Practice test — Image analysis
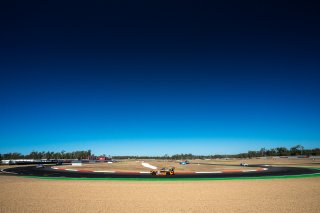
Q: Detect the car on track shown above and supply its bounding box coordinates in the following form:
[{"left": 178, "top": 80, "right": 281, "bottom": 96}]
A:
[
  {"left": 36, "top": 164, "right": 45, "bottom": 168},
  {"left": 240, "top": 163, "right": 249, "bottom": 166},
  {"left": 179, "top": 160, "right": 190, "bottom": 165},
  {"left": 150, "top": 167, "right": 175, "bottom": 176}
]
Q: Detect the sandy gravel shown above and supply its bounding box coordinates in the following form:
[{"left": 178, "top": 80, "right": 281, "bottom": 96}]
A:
[
  {"left": 1, "top": 175, "right": 319, "bottom": 213},
  {"left": 59, "top": 160, "right": 251, "bottom": 172},
  {"left": 194, "top": 158, "right": 320, "bottom": 168},
  {"left": 57, "top": 158, "right": 320, "bottom": 172}
]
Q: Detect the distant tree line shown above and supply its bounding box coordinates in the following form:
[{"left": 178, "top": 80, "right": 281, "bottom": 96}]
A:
[
  {"left": 233, "top": 145, "right": 314, "bottom": 158},
  {"left": 1, "top": 145, "right": 320, "bottom": 160},
  {"left": 0, "top": 150, "right": 92, "bottom": 160},
  {"left": 113, "top": 145, "right": 320, "bottom": 159}
]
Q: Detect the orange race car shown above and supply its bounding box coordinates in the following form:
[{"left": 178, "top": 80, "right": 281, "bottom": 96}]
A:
[{"left": 150, "top": 167, "right": 175, "bottom": 176}]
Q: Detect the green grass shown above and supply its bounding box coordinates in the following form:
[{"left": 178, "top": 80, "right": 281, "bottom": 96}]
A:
[{"left": 22, "top": 172, "right": 320, "bottom": 181}]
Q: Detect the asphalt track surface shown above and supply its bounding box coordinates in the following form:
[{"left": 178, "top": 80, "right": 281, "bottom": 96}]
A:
[{"left": 2, "top": 163, "right": 319, "bottom": 179}]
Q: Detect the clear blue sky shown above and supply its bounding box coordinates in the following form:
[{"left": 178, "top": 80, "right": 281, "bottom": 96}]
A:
[{"left": 1, "top": 1, "right": 320, "bottom": 155}]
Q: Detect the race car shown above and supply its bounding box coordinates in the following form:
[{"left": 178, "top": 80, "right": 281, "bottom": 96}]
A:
[
  {"left": 36, "top": 164, "right": 45, "bottom": 168},
  {"left": 150, "top": 167, "right": 175, "bottom": 176},
  {"left": 179, "top": 160, "right": 190, "bottom": 165},
  {"left": 240, "top": 162, "right": 249, "bottom": 166}
]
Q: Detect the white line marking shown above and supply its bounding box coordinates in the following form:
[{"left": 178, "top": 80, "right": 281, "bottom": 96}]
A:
[
  {"left": 195, "top": 171, "right": 223, "bottom": 174},
  {"left": 242, "top": 170, "right": 257, "bottom": 172},
  {"left": 139, "top": 171, "right": 150, "bottom": 174},
  {"left": 65, "top": 169, "right": 78, "bottom": 171},
  {"left": 141, "top": 162, "right": 157, "bottom": 169}
]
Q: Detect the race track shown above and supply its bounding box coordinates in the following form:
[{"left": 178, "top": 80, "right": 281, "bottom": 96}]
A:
[{"left": 2, "top": 163, "right": 319, "bottom": 179}]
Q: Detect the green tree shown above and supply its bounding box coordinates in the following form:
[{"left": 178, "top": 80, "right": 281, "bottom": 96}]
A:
[
  {"left": 296, "top": 145, "right": 304, "bottom": 155},
  {"left": 276, "top": 147, "right": 289, "bottom": 156},
  {"left": 290, "top": 145, "right": 299, "bottom": 156},
  {"left": 260, "top": 148, "right": 266, "bottom": 157}
]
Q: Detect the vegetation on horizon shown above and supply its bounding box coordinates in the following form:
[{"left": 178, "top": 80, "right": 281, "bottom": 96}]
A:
[
  {"left": 114, "top": 145, "right": 320, "bottom": 159},
  {"left": 0, "top": 150, "right": 93, "bottom": 161},
  {"left": 1, "top": 145, "right": 320, "bottom": 160}
]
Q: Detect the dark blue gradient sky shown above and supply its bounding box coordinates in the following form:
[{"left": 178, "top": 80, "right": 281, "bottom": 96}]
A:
[{"left": 1, "top": 1, "right": 320, "bottom": 155}]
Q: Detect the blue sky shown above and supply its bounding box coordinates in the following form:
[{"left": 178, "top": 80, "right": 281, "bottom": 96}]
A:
[{"left": 1, "top": 1, "right": 320, "bottom": 155}]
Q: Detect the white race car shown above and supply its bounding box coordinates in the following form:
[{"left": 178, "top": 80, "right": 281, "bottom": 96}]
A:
[
  {"left": 240, "top": 163, "right": 248, "bottom": 167},
  {"left": 36, "top": 164, "right": 45, "bottom": 168}
]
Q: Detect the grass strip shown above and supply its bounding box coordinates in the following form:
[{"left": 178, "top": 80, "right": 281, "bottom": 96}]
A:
[{"left": 22, "top": 172, "right": 320, "bottom": 181}]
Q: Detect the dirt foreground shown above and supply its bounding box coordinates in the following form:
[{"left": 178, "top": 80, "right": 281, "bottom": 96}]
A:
[{"left": 1, "top": 175, "right": 320, "bottom": 213}]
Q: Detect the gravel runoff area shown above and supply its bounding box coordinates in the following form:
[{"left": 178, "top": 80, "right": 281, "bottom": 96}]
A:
[
  {"left": 57, "top": 160, "right": 253, "bottom": 172},
  {"left": 54, "top": 158, "right": 320, "bottom": 173},
  {"left": 1, "top": 175, "right": 320, "bottom": 213}
]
